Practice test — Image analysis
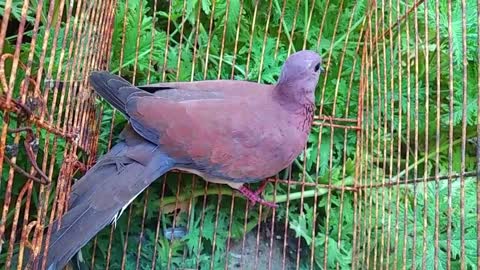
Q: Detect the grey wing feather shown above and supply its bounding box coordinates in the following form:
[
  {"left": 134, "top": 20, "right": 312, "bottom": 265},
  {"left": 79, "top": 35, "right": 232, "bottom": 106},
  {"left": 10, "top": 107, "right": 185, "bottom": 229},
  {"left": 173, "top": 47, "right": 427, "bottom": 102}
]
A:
[
  {"left": 89, "top": 72, "right": 160, "bottom": 144},
  {"left": 89, "top": 71, "right": 144, "bottom": 116}
]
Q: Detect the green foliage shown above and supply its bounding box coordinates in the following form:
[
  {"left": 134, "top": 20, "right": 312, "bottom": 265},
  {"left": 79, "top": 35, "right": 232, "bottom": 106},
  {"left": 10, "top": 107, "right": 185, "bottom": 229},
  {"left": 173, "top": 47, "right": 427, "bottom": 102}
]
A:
[
  {"left": 0, "top": 0, "right": 37, "bottom": 24},
  {"left": 110, "top": 0, "right": 167, "bottom": 79},
  {"left": 1, "top": 0, "right": 478, "bottom": 269},
  {"left": 376, "top": 178, "right": 478, "bottom": 269}
]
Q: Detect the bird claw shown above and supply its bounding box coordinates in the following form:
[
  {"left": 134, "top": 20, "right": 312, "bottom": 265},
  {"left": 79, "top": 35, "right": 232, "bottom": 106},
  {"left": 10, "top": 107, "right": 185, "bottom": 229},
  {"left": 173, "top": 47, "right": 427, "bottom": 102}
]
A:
[
  {"left": 253, "top": 180, "right": 269, "bottom": 196},
  {"left": 238, "top": 184, "right": 278, "bottom": 208}
]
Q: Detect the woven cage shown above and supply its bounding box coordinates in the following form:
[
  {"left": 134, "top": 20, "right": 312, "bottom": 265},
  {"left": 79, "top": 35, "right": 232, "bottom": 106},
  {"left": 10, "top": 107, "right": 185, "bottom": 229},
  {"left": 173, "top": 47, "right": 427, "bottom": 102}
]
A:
[{"left": 0, "top": 0, "right": 478, "bottom": 269}]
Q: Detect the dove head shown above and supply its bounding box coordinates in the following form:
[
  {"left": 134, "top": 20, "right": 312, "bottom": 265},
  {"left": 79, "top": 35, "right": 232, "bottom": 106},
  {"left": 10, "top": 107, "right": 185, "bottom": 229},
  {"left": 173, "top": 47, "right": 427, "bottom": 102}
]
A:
[{"left": 276, "top": 50, "right": 323, "bottom": 106}]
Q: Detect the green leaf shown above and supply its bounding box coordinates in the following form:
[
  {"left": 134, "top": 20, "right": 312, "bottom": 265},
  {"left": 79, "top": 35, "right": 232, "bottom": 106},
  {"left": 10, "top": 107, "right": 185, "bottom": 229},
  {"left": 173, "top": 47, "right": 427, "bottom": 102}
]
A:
[{"left": 290, "top": 213, "right": 312, "bottom": 245}]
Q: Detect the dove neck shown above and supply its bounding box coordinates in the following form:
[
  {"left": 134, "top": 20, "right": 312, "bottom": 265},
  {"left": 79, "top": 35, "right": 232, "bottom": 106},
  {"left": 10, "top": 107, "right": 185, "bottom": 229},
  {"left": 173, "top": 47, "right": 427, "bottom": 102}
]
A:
[{"left": 273, "top": 83, "right": 315, "bottom": 112}]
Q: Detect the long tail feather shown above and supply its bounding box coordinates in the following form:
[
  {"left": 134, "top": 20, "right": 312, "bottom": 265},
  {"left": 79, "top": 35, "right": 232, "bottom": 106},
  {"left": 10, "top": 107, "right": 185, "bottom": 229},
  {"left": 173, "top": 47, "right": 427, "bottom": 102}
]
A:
[{"left": 28, "top": 142, "right": 173, "bottom": 270}]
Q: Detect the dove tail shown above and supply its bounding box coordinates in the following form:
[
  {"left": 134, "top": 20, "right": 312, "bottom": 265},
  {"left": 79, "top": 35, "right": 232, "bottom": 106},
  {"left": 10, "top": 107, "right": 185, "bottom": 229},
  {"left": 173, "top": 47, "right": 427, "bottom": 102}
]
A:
[{"left": 26, "top": 142, "right": 173, "bottom": 270}]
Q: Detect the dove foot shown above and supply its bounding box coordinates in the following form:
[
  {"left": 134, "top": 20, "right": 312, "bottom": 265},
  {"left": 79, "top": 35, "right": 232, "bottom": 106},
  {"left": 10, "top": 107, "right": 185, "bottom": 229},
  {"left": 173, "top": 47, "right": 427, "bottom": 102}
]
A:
[
  {"left": 253, "top": 180, "right": 269, "bottom": 196},
  {"left": 238, "top": 184, "right": 278, "bottom": 208}
]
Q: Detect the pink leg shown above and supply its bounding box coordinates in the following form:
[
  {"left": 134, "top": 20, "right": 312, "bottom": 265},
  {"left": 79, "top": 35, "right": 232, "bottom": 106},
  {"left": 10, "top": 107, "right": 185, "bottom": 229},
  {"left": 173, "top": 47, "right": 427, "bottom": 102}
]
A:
[
  {"left": 253, "top": 180, "right": 269, "bottom": 196},
  {"left": 238, "top": 184, "right": 278, "bottom": 208}
]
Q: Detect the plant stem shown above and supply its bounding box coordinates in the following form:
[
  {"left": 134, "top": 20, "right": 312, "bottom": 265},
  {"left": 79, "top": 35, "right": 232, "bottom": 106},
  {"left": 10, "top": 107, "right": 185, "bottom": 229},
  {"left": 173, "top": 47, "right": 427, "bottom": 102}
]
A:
[
  {"left": 321, "top": 15, "right": 366, "bottom": 58},
  {"left": 111, "top": 48, "right": 152, "bottom": 73},
  {"left": 294, "top": 159, "right": 314, "bottom": 182},
  {"left": 273, "top": 0, "right": 295, "bottom": 52},
  {"left": 265, "top": 187, "right": 328, "bottom": 202},
  {"left": 208, "top": 54, "right": 246, "bottom": 76},
  {"left": 159, "top": 187, "right": 234, "bottom": 207},
  {"left": 160, "top": 10, "right": 190, "bottom": 39},
  {"left": 159, "top": 184, "right": 330, "bottom": 208},
  {"left": 390, "top": 130, "right": 477, "bottom": 182}
]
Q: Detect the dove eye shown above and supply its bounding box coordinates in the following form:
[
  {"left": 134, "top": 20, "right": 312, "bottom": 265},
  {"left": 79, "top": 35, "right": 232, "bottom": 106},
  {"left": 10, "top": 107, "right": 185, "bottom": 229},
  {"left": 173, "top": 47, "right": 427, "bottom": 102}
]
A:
[{"left": 314, "top": 63, "right": 321, "bottom": 72}]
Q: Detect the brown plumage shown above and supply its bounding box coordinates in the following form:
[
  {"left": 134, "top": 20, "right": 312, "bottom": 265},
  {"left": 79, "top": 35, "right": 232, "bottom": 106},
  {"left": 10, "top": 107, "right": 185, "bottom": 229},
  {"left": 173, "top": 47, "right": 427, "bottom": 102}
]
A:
[{"left": 130, "top": 80, "right": 313, "bottom": 182}]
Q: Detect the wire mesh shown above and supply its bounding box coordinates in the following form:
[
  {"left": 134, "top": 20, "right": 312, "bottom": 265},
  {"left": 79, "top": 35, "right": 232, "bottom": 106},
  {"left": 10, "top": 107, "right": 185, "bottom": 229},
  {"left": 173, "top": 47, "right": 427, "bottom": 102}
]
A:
[
  {"left": 0, "top": 0, "right": 478, "bottom": 269},
  {"left": 354, "top": 0, "right": 480, "bottom": 269}
]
